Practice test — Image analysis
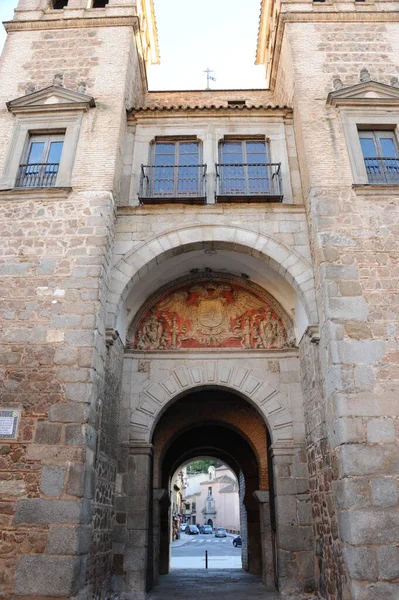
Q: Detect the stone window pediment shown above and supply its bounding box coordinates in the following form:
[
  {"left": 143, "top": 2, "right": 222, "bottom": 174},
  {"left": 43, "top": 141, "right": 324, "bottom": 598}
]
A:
[
  {"left": 327, "top": 80, "right": 399, "bottom": 108},
  {"left": 6, "top": 85, "right": 96, "bottom": 115},
  {"left": 1, "top": 84, "right": 95, "bottom": 191}
]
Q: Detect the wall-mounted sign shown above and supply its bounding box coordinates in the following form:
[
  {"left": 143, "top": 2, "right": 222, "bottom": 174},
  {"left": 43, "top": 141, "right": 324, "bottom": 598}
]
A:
[{"left": 0, "top": 409, "right": 21, "bottom": 440}]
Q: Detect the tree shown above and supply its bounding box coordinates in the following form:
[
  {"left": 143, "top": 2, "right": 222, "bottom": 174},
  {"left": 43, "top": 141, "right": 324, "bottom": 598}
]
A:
[{"left": 186, "top": 459, "right": 223, "bottom": 474}]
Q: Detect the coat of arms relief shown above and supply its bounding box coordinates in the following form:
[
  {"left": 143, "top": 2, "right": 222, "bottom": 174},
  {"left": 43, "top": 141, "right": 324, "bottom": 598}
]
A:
[{"left": 128, "top": 278, "right": 295, "bottom": 351}]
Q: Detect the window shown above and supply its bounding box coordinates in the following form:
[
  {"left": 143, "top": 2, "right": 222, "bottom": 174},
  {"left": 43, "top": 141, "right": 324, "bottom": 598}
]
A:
[
  {"left": 152, "top": 141, "right": 200, "bottom": 196},
  {"left": 208, "top": 487, "right": 212, "bottom": 496},
  {"left": 51, "top": 0, "right": 68, "bottom": 8},
  {"left": 216, "top": 139, "right": 282, "bottom": 200},
  {"left": 192, "top": 502, "right": 196, "bottom": 511},
  {"left": 359, "top": 130, "right": 399, "bottom": 184},
  {"left": 92, "top": 0, "right": 109, "bottom": 7},
  {"left": 139, "top": 140, "right": 207, "bottom": 203},
  {"left": 16, "top": 134, "right": 64, "bottom": 188}
]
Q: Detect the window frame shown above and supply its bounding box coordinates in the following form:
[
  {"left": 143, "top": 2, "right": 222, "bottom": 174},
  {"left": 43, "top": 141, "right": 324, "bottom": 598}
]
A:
[
  {"left": 217, "top": 137, "right": 279, "bottom": 198},
  {"left": 358, "top": 129, "right": 399, "bottom": 185},
  {"left": 16, "top": 132, "right": 65, "bottom": 189},
  {"left": 148, "top": 138, "right": 203, "bottom": 198},
  {"left": 341, "top": 110, "right": 399, "bottom": 186},
  {"left": 0, "top": 114, "right": 83, "bottom": 191}
]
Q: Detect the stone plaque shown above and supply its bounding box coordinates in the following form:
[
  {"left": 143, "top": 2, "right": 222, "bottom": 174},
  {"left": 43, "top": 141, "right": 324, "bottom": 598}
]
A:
[{"left": 0, "top": 409, "right": 21, "bottom": 440}]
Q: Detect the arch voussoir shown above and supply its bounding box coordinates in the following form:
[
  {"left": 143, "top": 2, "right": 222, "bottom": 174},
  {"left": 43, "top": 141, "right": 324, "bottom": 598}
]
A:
[
  {"left": 128, "top": 361, "right": 295, "bottom": 445},
  {"left": 107, "top": 224, "right": 318, "bottom": 331}
]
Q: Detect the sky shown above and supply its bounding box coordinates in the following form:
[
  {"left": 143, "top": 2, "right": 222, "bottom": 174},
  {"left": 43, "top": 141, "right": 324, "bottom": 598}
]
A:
[{"left": 0, "top": 0, "right": 266, "bottom": 90}]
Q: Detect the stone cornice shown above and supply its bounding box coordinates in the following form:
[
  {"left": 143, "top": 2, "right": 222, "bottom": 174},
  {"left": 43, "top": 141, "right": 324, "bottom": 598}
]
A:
[
  {"left": 117, "top": 203, "right": 306, "bottom": 215},
  {"left": 0, "top": 187, "right": 72, "bottom": 201},
  {"left": 4, "top": 15, "right": 139, "bottom": 33}
]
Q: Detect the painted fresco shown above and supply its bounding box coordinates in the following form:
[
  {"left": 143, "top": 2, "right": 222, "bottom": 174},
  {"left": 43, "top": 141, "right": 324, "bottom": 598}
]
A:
[{"left": 131, "top": 280, "right": 293, "bottom": 350}]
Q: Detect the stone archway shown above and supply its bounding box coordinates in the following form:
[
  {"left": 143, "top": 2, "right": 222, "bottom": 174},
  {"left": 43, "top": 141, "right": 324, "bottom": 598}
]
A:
[
  {"left": 107, "top": 224, "right": 318, "bottom": 333},
  {"left": 120, "top": 360, "right": 313, "bottom": 599},
  {"left": 127, "top": 361, "right": 295, "bottom": 446},
  {"left": 151, "top": 390, "right": 273, "bottom": 589}
]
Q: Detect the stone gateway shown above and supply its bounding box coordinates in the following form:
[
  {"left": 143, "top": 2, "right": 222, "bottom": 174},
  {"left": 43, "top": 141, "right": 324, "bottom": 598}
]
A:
[{"left": 0, "top": 1, "right": 398, "bottom": 600}]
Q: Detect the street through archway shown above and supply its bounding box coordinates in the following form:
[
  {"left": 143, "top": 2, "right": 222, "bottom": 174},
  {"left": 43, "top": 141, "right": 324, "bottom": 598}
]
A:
[{"left": 172, "top": 531, "right": 242, "bottom": 569}]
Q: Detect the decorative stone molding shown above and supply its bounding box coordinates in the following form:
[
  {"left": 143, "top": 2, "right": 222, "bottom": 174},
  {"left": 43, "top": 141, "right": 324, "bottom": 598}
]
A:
[
  {"left": 105, "top": 328, "right": 120, "bottom": 348},
  {"left": 128, "top": 361, "right": 295, "bottom": 445},
  {"left": 327, "top": 79, "right": 399, "bottom": 108},
  {"left": 127, "top": 272, "right": 295, "bottom": 351},
  {"left": 301, "top": 324, "right": 320, "bottom": 345},
  {"left": 253, "top": 490, "right": 270, "bottom": 504},
  {"left": 7, "top": 84, "right": 96, "bottom": 115},
  {"left": 107, "top": 224, "right": 318, "bottom": 332},
  {"left": 126, "top": 442, "right": 154, "bottom": 456}
]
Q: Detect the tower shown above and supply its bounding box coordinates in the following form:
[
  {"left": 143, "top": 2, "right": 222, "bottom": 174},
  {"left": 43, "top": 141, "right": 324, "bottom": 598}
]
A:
[
  {"left": 257, "top": 1, "right": 399, "bottom": 598},
  {"left": 0, "top": 1, "right": 158, "bottom": 598}
]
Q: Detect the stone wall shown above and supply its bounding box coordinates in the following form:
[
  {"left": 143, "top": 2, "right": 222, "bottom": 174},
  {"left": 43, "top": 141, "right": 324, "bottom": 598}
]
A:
[
  {"left": 86, "top": 333, "right": 124, "bottom": 600},
  {"left": 273, "top": 15, "right": 399, "bottom": 600},
  {"left": 0, "top": 10, "right": 145, "bottom": 599},
  {"left": 0, "top": 191, "right": 115, "bottom": 599},
  {"left": 299, "top": 331, "right": 348, "bottom": 600}
]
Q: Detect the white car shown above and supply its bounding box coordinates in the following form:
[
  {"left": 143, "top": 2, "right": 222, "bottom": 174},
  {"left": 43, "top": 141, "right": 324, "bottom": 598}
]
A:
[{"left": 180, "top": 523, "right": 188, "bottom": 532}]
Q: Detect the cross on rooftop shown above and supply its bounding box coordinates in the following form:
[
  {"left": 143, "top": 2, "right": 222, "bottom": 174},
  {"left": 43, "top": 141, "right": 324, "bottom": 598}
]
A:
[{"left": 204, "top": 68, "right": 216, "bottom": 90}]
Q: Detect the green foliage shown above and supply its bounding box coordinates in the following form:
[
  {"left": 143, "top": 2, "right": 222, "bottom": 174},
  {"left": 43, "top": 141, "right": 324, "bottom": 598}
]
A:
[{"left": 186, "top": 459, "right": 222, "bottom": 474}]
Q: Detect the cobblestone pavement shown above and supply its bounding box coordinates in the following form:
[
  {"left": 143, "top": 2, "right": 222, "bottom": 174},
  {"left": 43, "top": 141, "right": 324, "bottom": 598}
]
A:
[{"left": 147, "top": 569, "right": 281, "bottom": 599}]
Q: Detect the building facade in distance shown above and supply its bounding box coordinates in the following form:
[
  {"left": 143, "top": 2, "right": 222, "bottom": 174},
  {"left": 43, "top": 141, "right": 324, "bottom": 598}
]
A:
[
  {"left": 0, "top": 1, "right": 398, "bottom": 600},
  {"left": 183, "top": 465, "right": 240, "bottom": 532}
]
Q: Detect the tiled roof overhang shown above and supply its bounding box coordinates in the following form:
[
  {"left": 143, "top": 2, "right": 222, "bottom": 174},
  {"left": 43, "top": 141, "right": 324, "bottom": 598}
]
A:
[{"left": 129, "top": 104, "right": 292, "bottom": 116}]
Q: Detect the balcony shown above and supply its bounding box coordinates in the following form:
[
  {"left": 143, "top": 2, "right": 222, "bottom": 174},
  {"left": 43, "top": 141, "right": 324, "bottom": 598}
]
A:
[
  {"left": 364, "top": 157, "right": 399, "bottom": 185},
  {"left": 16, "top": 163, "right": 59, "bottom": 188},
  {"left": 215, "top": 162, "right": 283, "bottom": 203},
  {"left": 139, "top": 164, "right": 207, "bottom": 204}
]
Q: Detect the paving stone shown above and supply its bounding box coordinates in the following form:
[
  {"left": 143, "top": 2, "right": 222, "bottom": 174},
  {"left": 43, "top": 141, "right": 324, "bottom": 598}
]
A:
[{"left": 146, "top": 571, "right": 282, "bottom": 599}]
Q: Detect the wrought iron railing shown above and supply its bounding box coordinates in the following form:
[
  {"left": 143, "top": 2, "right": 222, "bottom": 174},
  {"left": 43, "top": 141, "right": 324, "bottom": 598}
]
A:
[
  {"left": 215, "top": 162, "right": 283, "bottom": 200},
  {"left": 16, "top": 163, "right": 59, "bottom": 188},
  {"left": 364, "top": 157, "right": 399, "bottom": 184},
  {"left": 139, "top": 164, "right": 207, "bottom": 202}
]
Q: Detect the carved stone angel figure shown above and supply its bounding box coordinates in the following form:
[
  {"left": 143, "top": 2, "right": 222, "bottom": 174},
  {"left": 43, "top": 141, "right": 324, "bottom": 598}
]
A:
[{"left": 136, "top": 312, "right": 167, "bottom": 350}]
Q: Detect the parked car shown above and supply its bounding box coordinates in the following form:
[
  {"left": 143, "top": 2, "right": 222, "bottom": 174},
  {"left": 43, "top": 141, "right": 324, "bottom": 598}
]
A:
[
  {"left": 233, "top": 535, "right": 242, "bottom": 547},
  {"left": 199, "top": 526, "right": 205, "bottom": 534},
  {"left": 203, "top": 525, "right": 213, "bottom": 534},
  {"left": 180, "top": 523, "right": 187, "bottom": 532},
  {"left": 186, "top": 524, "right": 200, "bottom": 535},
  {"left": 215, "top": 527, "right": 227, "bottom": 538}
]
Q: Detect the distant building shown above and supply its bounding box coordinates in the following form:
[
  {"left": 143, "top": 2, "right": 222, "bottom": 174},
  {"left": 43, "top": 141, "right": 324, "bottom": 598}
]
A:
[{"left": 183, "top": 466, "right": 240, "bottom": 531}]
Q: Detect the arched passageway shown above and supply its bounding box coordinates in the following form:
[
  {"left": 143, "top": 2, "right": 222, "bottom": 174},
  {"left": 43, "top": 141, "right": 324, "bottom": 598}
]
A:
[{"left": 149, "top": 389, "right": 276, "bottom": 595}]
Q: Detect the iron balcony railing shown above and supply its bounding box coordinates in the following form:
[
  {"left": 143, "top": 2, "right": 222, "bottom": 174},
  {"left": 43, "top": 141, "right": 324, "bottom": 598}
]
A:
[
  {"left": 364, "top": 157, "right": 399, "bottom": 184},
  {"left": 215, "top": 162, "right": 283, "bottom": 202},
  {"left": 16, "top": 163, "right": 59, "bottom": 188},
  {"left": 139, "top": 164, "right": 207, "bottom": 203}
]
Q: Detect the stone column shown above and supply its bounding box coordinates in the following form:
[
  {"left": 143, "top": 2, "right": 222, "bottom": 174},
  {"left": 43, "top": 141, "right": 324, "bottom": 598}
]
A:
[
  {"left": 244, "top": 488, "right": 262, "bottom": 577},
  {"left": 124, "top": 443, "right": 153, "bottom": 600},
  {"left": 254, "top": 491, "right": 275, "bottom": 587},
  {"left": 272, "top": 443, "right": 314, "bottom": 594},
  {"left": 152, "top": 488, "right": 169, "bottom": 584}
]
